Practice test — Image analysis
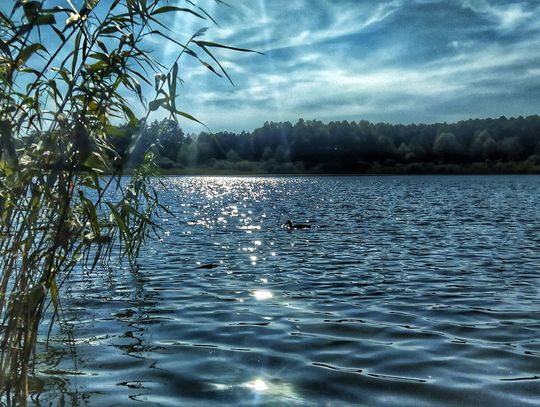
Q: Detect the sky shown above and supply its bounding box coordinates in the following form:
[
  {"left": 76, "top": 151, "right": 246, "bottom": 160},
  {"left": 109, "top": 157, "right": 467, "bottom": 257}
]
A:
[
  {"left": 148, "top": 0, "right": 540, "bottom": 133},
  {"left": 10, "top": 0, "right": 540, "bottom": 133}
]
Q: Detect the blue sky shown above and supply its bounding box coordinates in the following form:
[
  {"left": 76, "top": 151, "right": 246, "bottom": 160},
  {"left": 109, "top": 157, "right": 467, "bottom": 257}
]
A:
[
  {"left": 148, "top": 0, "right": 539, "bottom": 133},
  {"left": 14, "top": 0, "right": 540, "bottom": 132}
]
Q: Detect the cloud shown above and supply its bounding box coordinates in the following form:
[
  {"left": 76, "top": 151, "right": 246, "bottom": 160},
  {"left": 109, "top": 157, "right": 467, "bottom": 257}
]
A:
[
  {"left": 208, "top": 0, "right": 403, "bottom": 52},
  {"left": 145, "top": 0, "right": 540, "bottom": 132},
  {"left": 461, "top": 0, "right": 537, "bottom": 30}
]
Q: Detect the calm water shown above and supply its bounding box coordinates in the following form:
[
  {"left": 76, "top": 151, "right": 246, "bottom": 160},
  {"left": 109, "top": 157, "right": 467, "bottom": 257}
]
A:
[{"left": 34, "top": 176, "right": 540, "bottom": 406}]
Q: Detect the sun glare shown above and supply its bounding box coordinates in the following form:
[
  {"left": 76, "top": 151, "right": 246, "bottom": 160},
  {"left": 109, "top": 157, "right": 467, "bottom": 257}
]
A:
[
  {"left": 247, "top": 379, "right": 269, "bottom": 392},
  {"left": 252, "top": 290, "right": 273, "bottom": 300}
]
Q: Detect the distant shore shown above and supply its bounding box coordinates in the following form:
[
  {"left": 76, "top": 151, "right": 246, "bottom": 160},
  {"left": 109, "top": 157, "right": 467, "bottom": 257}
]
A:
[
  {"left": 112, "top": 115, "right": 540, "bottom": 178},
  {"left": 153, "top": 161, "right": 540, "bottom": 176}
]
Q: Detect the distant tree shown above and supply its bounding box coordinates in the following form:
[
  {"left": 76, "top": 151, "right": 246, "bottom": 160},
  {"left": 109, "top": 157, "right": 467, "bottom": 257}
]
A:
[
  {"left": 261, "top": 146, "right": 274, "bottom": 161},
  {"left": 162, "top": 115, "right": 540, "bottom": 173},
  {"left": 158, "top": 119, "right": 184, "bottom": 161},
  {"left": 483, "top": 136, "right": 499, "bottom": 160},
  {"left": 130, "top": 120, "right": 158, "bottom": 166},
  {"left": 470, "top": 129, "right": 491, "bottom": 161},
  {"left": 500, "top": 136, "right": 524, "bottom": 161},
  {"left": 108, "top": 121, "right": 141, "bottom": 166},
  {"left": 397, "top": 142, "right": 413, "bottom": 162},
  {"left": 433, "top": 132, "right": 463, "bottom": 161},
  {"left": 178, "top": 140, "right": 198, "bottom": 166},
  {"left": 274, "top": 145, "right": 290, "bottom": 163},
  {"left": 226, "top": 149, "right": 241, "bottom": 162},
  {"left": 196, "top": 133, "right": 218, "bottom": 164}
]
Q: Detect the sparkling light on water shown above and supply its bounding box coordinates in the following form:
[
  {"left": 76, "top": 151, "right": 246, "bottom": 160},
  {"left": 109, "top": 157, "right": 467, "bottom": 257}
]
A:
[{"left": 252, "top": 290, "right": 273, "bottom": 300}]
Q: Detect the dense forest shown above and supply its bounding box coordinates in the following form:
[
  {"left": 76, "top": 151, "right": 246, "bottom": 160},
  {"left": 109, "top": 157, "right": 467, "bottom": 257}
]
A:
[{"left": 112, "top": 115, "right": 540, "bottom": 174}]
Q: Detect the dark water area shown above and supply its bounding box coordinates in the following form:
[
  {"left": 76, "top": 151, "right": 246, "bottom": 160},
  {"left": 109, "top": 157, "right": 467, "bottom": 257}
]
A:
[{"left": 34, "top": 175, "right": 540, "bottom": 406}]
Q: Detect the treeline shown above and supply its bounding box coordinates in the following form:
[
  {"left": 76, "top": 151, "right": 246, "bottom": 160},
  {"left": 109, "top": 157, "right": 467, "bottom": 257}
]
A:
[{"left": 114, "top": 115, "right": 540, "bottom": 174}]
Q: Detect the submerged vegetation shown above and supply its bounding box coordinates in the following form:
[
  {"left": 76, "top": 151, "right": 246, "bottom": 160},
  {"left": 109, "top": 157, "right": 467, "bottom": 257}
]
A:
[
  {"left": 0, "top": 0, "right": 252, "bottom": 404},
  {"left": 120, "top": 115, "right": 540, "bottom": 174}
]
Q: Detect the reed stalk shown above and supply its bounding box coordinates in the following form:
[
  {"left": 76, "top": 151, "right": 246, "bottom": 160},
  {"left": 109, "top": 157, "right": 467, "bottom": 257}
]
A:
[{"left": 0, "top": 1, "right": 255, "bottom": 404}]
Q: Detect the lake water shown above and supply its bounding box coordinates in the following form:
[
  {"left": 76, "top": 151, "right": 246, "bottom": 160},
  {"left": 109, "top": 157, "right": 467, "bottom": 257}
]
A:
[{"left": 34, "top": 175, "right": 540, "bottom": 406}]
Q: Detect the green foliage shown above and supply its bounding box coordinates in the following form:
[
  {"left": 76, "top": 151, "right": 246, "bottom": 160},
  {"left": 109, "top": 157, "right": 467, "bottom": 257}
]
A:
[
  {"left": 157, "top": 119, "right": 184, "bottom": 161},
  {"left": 433, "top": 132, "right": 463, "bottom": 161},
  {"left": 0, "top": 1, "right": 254, "bottom": 404},
  {"left": 147, "top": 116, "right": 540, "bottom": 174}
]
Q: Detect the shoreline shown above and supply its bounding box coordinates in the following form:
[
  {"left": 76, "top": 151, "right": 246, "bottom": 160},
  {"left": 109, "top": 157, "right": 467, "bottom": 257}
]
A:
[{"left": 153, "top": 166, "right": 540, "bottom": 177}]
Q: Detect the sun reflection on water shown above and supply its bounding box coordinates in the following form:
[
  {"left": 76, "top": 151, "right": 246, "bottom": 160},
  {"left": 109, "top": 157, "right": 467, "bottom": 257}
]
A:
[
  {"left": 210, "top": 376, "right": 298, "bottom": 403},
  {"left": 241, "top": 377, "right": 299, "bottom": 403},
  {"left": 252, "top": 290, "right": 273, "bottom": 300}
]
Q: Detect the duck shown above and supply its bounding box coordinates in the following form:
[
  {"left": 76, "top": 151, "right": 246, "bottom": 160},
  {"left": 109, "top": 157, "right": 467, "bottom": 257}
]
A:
[
  {"left": 283, "top": 220, "right": 311, "bottom": 230},
  {"left": 196, "top": 263, "right": 219, "bottom": 269}
]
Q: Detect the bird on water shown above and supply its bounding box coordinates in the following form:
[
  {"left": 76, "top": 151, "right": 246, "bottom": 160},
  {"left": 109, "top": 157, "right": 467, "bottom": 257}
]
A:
[{"left": 283, "top": 220, "right": 311, "bottom": 230}]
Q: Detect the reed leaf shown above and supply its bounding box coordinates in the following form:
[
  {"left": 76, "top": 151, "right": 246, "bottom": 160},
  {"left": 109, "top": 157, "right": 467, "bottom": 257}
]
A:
[{"left": 0, "top": 1, "right": 256, "bottom": 404}]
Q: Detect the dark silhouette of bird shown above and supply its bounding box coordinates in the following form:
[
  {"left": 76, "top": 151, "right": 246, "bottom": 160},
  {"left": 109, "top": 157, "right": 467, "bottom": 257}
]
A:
[{"left": 283, "top": 220, "right": 311, "bottom": 230}]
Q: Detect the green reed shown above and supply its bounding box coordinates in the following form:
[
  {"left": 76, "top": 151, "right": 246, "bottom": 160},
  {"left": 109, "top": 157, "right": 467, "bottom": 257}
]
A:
[{"left": 0, "top": 1, "right": 256, "bottom": 404}]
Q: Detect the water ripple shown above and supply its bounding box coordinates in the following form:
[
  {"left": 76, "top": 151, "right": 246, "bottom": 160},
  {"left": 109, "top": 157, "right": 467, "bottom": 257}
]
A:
[{"left": 36, "top": 175, "right": 540, "bottom": 406}]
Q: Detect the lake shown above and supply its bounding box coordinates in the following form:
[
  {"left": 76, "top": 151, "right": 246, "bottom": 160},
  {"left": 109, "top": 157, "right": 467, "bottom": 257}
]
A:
[{"left": 34, "top": 175, "right": 540, "bottom": 406}]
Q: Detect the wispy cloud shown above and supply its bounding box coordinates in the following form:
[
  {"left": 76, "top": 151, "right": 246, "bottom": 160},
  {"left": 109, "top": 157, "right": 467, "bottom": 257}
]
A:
[
  {"left": 461, "top": 0, "right": 537, "bottom": 30},
  {"left": 146, "top": 0, "right": 540, "bottom": 132},
  {"left": 209, "top": 0, "right": 403, "bottom": 52}
]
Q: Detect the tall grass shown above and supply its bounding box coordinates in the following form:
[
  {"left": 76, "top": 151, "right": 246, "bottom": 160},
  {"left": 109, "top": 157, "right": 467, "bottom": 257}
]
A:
[{"left": 0, "top": 1, "right": 255, "bottom": 404}]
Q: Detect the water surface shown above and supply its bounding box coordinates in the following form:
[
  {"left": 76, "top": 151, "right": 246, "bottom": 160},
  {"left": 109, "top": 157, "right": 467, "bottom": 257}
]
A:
[{"left": 36, "top": 176, "right": 540, "bottom": 406}]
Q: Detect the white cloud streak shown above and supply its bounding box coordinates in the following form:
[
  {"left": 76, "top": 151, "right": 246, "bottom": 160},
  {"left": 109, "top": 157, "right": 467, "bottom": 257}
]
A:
[
  {"left": 209, "top": 0, "right": 403, "bottom": 52},
  {"left": 150, "top": 1, "right": 540, "bottom": 132},
  {"left": 461, "top": 0, "right": 537, "bottom": 30}
]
